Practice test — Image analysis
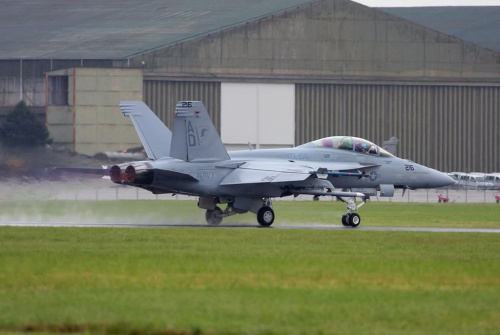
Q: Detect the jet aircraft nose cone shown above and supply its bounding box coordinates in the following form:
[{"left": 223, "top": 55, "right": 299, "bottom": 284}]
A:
[{"left": 431, "top": 170, "right": 456, "bottom": 188}]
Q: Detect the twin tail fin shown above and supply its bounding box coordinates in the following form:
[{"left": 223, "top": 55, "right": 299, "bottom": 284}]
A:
[
  {"left": 170, "top": 101, "right": 229, "bottom": 162},
  {"left": 119, "top": 101, "right": 172, "bottom": 160},
  {"left": 120, "top": 100, "right": 228, "bottom": 163}
]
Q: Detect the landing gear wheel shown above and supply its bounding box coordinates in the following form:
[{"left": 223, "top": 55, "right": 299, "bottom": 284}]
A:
[
  {"left": 348, "top": 213, "right": 361, "bottom": 228},
  {"left": 205, "top": 207, "right": 223, "bottom": 225},
  {"left": 341, "top": 214, "right": 351, "bottom": 227},
  {"left": 257, "top": 206, "right": 275, "bottom": 227}
]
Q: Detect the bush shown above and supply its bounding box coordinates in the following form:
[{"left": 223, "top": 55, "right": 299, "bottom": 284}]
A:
[{"left": 0, "top": 101, "right": 52, "bottom": 147}]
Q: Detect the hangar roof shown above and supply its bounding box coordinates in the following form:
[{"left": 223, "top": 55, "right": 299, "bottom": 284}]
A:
[
  {"left": 0, "top": 0, "right": 314, "bottom": 59},
  {"left": 380, "top": 7, "right": 500, "bottom": 53},
  {"left": 2, "top": 1, "right": 499, "bottom": 60}
]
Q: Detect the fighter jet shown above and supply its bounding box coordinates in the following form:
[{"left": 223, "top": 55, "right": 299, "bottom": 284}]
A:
[{"left": 100, "top": 101, "right": 454, "bottom": 228}]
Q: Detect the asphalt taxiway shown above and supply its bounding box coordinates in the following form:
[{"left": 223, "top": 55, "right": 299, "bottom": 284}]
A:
[{"left": 1, "top": 222, "right": 499, "bottom": 233}]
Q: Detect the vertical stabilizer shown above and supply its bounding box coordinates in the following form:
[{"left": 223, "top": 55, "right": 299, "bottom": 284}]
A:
[
  {"left": 383, "top": 137, "right": 399, "bottom": 156},
  {"left": 120, "top": 101, "right": 172, "bottom": 160},
  {"left": 170, "top": 101, "right": 230, "bottom": 162}
]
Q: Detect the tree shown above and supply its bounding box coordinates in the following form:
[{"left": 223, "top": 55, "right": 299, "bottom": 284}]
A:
[{"left": 0, "top": 101, "right": 52, "bottom": 147}]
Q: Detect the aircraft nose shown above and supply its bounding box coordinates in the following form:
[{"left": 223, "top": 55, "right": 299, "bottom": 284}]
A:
[{"left": 430, "top": 170, "right": 456, "bottom": 188}]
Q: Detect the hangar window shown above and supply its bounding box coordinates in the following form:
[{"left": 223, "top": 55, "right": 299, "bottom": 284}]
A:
[{"left": 48, "top": 76, "right": 68, "bottom": 105}]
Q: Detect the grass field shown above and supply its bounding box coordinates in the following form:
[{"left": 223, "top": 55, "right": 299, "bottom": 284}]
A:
[{"left": 0, "top": 201, "right": 499, "bottom": 334}]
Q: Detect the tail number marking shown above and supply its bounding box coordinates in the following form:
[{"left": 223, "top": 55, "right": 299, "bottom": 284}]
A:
[{"left": 187, "top": 121, "right": 210, "bottom": 147}]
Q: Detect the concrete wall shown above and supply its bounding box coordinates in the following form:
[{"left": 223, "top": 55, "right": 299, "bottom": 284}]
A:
[
  {"left": 46, "top": 68, "right": 143, "bottom": 155},
  {"left": 132, "top": 0, "right": 499, "bottom": 79}
]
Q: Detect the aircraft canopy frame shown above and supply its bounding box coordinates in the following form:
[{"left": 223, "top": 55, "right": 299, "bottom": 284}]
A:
[{"left": 306, "top": 136, "right": 394, "bottom": 157}]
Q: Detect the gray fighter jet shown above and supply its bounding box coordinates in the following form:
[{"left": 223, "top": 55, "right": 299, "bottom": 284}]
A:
[{"left": 109, "top": 101, "right": 454, "bottom": 228}]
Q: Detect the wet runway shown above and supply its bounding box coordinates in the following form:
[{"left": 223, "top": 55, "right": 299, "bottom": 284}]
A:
[{"left": 1, "top": 222, "right": 499, "bottom": 233}]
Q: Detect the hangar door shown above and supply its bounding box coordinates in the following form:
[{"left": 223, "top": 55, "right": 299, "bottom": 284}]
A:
[{"left": 221, "top": 83, "right": 295, "bottom": 150}]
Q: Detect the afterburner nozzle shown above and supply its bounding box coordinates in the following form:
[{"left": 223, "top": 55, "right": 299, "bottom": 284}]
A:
[
  {"left": 110, "top": 165, "right": 122, "bottom": 183},
  {"left": 109, "top": 162, "right": 154, "bottom": 185},
  {"left": 124, "top": 163, "right": 154, "bottom": 184}
]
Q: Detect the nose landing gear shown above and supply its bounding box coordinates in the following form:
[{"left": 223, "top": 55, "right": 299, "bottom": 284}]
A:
[
  {"left": 339, "top": 196, "right": 368, "bottom": 228},
  {"left": 341, "top": 213, "right": 361, "bottom": 227}
]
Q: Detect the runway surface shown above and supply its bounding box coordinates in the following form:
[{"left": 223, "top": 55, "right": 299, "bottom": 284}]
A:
[{"left": 1, "top": 222, "right": 499, "bottom": 233}]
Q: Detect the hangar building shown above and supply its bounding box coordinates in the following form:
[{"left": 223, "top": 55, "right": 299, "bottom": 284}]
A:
[{"left": 0, "top": 0, "right": 499, "bottom": 172}]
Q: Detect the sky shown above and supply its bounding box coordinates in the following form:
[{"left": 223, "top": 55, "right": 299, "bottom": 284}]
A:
[{"left": 353, "top": 0, "right": 500, "bottom": 6}]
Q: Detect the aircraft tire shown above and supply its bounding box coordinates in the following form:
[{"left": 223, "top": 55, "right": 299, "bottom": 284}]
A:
[
  {"left": 206, "top": 207, "right": 223, "bottom": 225},
  {"left": 257, "top": 206, "right": 274, "bottom": 227},
  {"left": 341, "top": 214, "right": 350, "bottom": 227},
  {"left": 348, "top": 213, "right": 361, "bottom": 228}
]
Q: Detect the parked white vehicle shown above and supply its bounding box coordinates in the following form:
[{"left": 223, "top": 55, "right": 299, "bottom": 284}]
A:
[
  {"left": 449, "top": 172, "right": 492, "bottom": 190},
  {"left": 470, "top": 172, "right": 495, "bottom": 190},
  {"left": 484, "top": 173, "right": 500, "bottom": 190}
]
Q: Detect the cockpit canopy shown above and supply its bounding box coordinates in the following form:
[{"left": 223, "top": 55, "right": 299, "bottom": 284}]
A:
[{"left": 307, "top": 136, "right": 394, "bottom": 157}]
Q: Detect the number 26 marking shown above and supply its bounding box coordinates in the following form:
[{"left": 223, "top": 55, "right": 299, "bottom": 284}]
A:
[{"left": 405, "top": 164, "right": 414, "bottom": 171}]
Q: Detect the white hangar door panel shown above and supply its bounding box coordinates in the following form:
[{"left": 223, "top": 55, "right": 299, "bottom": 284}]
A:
[{"left": 221, "top": 83, "right": 295, "bottom": 150}]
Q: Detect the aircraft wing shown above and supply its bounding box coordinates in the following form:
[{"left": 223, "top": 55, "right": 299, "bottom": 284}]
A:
[
  {"left": 218, "top": 161, "right": 368, "bottom": 199},
  {"left": 219, "top": 161, "right": 314, "bottom": 185},
  {"left": 219, "top": 160, "right": 381, "bottom": 186}
]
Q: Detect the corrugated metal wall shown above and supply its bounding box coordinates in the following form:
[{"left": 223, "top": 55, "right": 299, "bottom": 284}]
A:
[
  {"left": 143, "top": 80, "right": 221, "bottom": 131},
  {"left": 296, "top": 84, "right": 500, "bottom": 172},
  {"left": 143, "top": 80, "right": 499, "bottom": 172}
]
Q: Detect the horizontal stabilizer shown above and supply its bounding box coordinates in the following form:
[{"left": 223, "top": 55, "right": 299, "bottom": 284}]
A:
[
  {"left": 46, "top": 167, "right": 109, "bottom": 180},
  {"left": 48, "top": 167, "right": 108, "bottom": 175},
  {"left": 120, "top": 101, "right": 172, "bottom": 160}
]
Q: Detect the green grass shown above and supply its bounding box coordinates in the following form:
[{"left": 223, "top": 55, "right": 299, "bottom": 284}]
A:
[
  {"left": 0, "top": 228, "right": 499, "bottom": 334},
  {"left": 0, "top": 201, "right": 499, "bottom": 334}
]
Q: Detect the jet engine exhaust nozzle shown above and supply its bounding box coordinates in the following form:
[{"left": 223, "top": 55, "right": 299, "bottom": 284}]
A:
[
  {"left": 110, "top": 165, "right": 122, "bottom": 183},
  {"left": 109, "top": 163, "right": 154, "bottom": 185},
  {"left": 124, "top": 163, "right": 154, "bottom": 185}
]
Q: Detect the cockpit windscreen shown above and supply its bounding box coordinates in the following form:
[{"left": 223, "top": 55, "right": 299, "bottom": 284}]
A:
[{"left": 310, "top": 136, "right": 394, "bottom": 157}]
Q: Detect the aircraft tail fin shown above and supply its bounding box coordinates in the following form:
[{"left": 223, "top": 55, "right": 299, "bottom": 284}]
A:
[
  {"left": 119, "top": 101, "right": 172, "bottom": 160},
  {"left": 382, "top": 137, "right": 399, "bottom": 156},
  {"left": 170, "top": 101, "right": 229, "bottom": 162}
]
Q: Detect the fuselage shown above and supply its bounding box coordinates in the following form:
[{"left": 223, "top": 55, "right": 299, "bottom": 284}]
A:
[
  {"left": 113, "top": 136, "right": 455, "bottom": 198},
  {"left": 228, "top": 144, "right": 454, "bottom": 190}
]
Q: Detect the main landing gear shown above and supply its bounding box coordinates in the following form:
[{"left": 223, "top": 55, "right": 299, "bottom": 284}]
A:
[
  {"left": 202, "top": 198, "right": 275, "bottom": 227},
  {"left": 256, "top": 206, "right": 274, "bottom": 227},
  {"left": 205, "top": 206, "right": 223, "bottom": 225},
  {"left": 338, "top": 196, "right": 369, "bottom": 228}
]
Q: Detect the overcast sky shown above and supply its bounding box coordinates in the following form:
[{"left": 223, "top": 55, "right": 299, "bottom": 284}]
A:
[{"left": 353, "top": 0, "right": 500, "bottom": 6}]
